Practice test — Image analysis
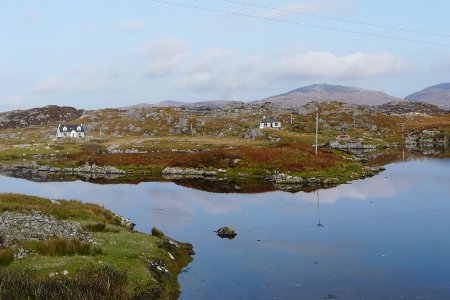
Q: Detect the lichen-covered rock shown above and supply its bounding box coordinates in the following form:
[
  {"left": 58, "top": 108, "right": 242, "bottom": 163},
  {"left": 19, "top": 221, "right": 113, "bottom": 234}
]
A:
[
  {"left": 113, "top": 214, "right": 135, "bottom": 230},
  {"left": 162, "top": 167, "right": 217, "bottom": 177},
  {"left": 0, "top": 210, "right": 94, "bottom": 247},
  {"left": 214, "top": 227, "right": 237, "bottom": 239},
  {"left": 244, "top": 128, "right": 265, "bottom": 140},
  {"left": 269, "top": 173, "right": 307, "bottom": 184}
]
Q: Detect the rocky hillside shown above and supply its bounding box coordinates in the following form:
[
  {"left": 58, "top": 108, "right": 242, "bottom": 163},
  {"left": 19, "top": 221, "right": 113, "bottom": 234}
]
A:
[
  {"left": 0, "top": 100, "right": 447, "bottom": 139},
  {"left": 405, "top": 83, "right": 450, "bottom": 110},
  {"left": 0, "top": 105, "right": 83, "bottom": 129},
  {"left": 256, "top": 84, "right": 402, "bottom": 108},
  {"left": 374, "top": 100, "right": 444, "bottom": 115}
]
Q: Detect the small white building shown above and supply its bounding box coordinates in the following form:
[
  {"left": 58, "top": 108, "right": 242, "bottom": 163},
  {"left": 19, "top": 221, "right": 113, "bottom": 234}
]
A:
[
  {"left": 259, "top": 116, "right": 281, "bottom": 129},
  {"left": 336, "top": 135, "right": 351, "bottom": 142},
  {"left": 56, "top": 124, "right": 85, "bottom": 139}
]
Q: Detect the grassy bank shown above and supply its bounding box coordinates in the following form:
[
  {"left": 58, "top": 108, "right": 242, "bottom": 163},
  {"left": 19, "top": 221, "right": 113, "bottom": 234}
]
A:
[{"left": 0, "top": 194, "right": 193, "bottom": 299}]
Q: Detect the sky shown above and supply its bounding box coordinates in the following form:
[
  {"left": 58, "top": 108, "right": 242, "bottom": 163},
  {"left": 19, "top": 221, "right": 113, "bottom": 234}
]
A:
[{"left": 1, "top": 0, "right": 450, "bottom": 111}]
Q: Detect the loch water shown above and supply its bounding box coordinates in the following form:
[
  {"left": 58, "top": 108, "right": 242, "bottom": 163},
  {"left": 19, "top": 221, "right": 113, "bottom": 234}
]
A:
[{"left": 0, "top": 158, "right": 449, "bottom": 299}]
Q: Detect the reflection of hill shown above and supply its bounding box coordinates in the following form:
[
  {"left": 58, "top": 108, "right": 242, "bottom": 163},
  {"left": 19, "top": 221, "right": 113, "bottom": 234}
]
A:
[
  {"left": 173, "top": 179, "right": 276, "bottom": 194},
  {"left": 1, "top": 149, "right": 445, "bottom": 194}
]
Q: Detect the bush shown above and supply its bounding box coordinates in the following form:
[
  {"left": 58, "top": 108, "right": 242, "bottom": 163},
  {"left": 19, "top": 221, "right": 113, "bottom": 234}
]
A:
[
  {"left": 0, "top": 248, "right": 14, "bottom": 266},
  {"left": 151, "top": 227, "right": 164, "bottom": 238},
  {"left": 35, "top": 238, "right": 93, "bottom": 256},
  {"left": 84, "top": 222, "right": 106, "bottom": 232}
]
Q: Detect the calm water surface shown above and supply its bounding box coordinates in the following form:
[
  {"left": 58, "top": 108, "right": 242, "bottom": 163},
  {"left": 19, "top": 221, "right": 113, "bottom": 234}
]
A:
[{"left": 0, "top": 158, "right": 449, "bottom": 299}]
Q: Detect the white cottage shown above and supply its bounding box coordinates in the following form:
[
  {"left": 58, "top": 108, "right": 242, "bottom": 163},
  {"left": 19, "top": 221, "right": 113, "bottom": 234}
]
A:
[
  {"left": 56, "top": 124, "right": 85, "bottom": 138},
  {"left": 259, "top": 116, "right": 281, "bottom": 129}
]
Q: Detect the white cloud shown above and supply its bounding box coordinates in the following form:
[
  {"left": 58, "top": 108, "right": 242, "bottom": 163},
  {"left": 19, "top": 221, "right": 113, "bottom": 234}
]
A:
[
  {"left": 190, "top": 48, "right": 235, "bottom": 72},
  {"left": 118, "top": 19, "right": 148, "bottom": 32},
  {"left": 276, "top": 51, "right": 408, "bottom": 80},
  {"left": 176, "top": 48, "right": 250, "bottom": 92},
  {"left": 141, "top": 38, "right": 188, "bottom": 77},
  {"left": 175, "top": 48, "right": 408, "bottom": 94},
  {"left": 34, "top": 62, "right": 126, "bottom": 95},
  {"left": 35, "top": 75, "right": 61, "bottom": 93}
]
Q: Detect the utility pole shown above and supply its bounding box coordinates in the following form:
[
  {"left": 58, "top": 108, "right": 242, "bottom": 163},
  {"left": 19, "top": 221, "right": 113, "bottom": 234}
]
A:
[
  {"left": 353, "top": 112, "right": 356, "bottom": 131},
  {"left": 315, "top": 108, "right": 319, "bottom": 155},
  {"left": 290, "top": 114, "right": 293, "bottom": 125}
]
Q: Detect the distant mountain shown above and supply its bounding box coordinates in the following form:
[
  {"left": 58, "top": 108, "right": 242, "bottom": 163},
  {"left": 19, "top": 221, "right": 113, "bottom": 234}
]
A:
[
  {"left": 255, "top": 84, "right": 402, "bottom": 108},
  {"left": 121, "top": 100, "right": 241, "bottom": 110},
  {"left": 405, "top": 83, "right": 450, "bottom": 110}
]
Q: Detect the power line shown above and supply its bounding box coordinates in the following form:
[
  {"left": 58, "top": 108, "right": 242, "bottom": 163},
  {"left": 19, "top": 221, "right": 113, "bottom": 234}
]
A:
[
  {"left": 148, "top": 0, "right": 450, "bottom": 47},
  {"left": 220, "top": 0, "right": 450, "bottom": 39}
]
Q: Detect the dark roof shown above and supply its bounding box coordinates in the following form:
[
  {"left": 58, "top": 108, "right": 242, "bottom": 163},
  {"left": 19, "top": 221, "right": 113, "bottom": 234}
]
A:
[
  {"left": 261, "top": 116, "right": 279, "bottom": 123},
  {"left": 58, "top": 124, "right": 84, "bottom": 132}
]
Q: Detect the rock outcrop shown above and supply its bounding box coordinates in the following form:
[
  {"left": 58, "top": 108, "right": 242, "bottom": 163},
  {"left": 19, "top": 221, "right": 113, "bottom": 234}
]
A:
[
  {"left": 214, "top": 227, "right": 237, "bottom": 239},
  {"left": 0, "top": 210, "right": 94, "bottom": 247},
  {"left": 162, "top": 167, "right": 217, "bottom": 178}
]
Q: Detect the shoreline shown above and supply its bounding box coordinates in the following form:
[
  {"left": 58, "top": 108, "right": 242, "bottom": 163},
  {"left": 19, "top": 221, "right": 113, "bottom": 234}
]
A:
[{"left": 0, "top": 193, "right": 194, "bottom": 299}]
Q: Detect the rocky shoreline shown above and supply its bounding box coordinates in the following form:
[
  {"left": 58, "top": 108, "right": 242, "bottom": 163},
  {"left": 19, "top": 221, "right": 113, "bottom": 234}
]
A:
[
  {"left": 0, "top": 161, "right": 387, "bottom": 192},
  {"left": 0, "top": 194, "right": 195, "bottom": 299}
]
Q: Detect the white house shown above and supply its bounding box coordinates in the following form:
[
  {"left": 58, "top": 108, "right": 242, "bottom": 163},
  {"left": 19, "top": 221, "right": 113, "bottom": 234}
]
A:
[
  {"left": 56, "top": 124, "right": 85, "bottom": 138},
  {"left": 259, "top": 116, "right": 281, "bottom": 129}
]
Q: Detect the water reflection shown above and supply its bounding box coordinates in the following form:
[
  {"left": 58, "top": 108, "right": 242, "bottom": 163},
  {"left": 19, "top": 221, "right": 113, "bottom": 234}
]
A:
[{"left": 0, "top": 159, "right": 449, "bottom": 299}]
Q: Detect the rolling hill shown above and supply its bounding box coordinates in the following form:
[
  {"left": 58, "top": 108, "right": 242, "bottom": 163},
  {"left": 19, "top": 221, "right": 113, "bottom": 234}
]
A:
[
  {"left": 405, "top": 83, "right": 450, "bottom": 110},
  {"left": 255, "top": 83, "right": 402, "bottom": 108}
]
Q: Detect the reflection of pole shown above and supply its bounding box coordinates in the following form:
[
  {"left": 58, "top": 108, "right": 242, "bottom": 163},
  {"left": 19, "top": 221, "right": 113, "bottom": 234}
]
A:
[
  {"left": 315, "top": 109, "right": 319, "bottom": 155},
  {"left": 402, "top": 148, "right": 405, "bottom": 162},
  {"left": 316, "top": 190, "right": 323, "bottom": 227}
]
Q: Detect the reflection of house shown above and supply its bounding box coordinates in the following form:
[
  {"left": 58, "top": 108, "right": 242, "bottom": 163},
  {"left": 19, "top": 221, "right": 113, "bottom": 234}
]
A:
[
  {"left": 259, "top": 116, "right": 281, "bottom": 129},
  {"left": 56, "top": 124, "right": 85, "bottom": 138}
]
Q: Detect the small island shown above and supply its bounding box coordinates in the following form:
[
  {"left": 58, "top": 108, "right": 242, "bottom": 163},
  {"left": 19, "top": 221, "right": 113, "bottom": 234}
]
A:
[{"left": 0, "top": 193, "right": 194, "bottom": 299}]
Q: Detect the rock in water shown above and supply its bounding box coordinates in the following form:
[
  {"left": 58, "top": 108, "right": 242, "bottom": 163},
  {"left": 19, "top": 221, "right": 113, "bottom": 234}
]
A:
[{"left": 214, "top": 227, "right": 237, "bottom": 239}]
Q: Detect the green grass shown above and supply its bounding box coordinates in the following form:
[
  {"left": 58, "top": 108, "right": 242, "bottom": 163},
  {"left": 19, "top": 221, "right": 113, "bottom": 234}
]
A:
[
  {"left": 0, "top": 266, "right": 130, "bottom": 300},
  {"left": 0, "top": 194, "right": 193, "bottom": 299},
  {"left": 0, "top": 194, "right": 115, "bottom": 223}
]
